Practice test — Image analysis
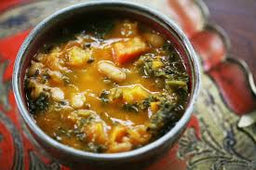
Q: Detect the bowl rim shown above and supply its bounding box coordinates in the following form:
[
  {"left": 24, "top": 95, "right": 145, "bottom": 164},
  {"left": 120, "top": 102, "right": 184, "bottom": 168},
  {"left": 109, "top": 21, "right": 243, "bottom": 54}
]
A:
[{"left": 12, "top": 0, "right": 201, "bottom": 161}]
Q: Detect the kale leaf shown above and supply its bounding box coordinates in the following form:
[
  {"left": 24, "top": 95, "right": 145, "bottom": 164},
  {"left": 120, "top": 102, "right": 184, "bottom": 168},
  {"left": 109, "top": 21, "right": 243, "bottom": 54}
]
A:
[{"left": 27, "top": 92, "right": 49, "bottom": 114}]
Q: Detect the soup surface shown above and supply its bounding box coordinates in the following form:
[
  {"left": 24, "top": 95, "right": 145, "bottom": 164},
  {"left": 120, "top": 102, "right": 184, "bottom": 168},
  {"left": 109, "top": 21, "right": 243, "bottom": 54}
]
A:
[{"left": 25, "top": 19, "right": 189, "bottom": 153}]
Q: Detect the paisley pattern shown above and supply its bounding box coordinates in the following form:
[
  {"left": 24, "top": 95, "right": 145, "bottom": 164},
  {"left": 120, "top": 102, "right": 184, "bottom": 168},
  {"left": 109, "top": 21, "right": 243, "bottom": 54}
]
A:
[
  {"left": 0, "top": 110, "right": 23, "bottom": 170},
  {"left": 0, "top": 0, "right": 256, "bottom": 169},
  {"left": 178, "top": 72, "right": 256, "bottom": 169},
  {"left": 0, "top": 61, "right": 11, "bottom": 110}
]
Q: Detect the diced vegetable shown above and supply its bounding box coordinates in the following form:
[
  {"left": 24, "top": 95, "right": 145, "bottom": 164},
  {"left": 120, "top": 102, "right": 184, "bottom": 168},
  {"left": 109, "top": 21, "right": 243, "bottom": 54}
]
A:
[
  {"left": 66, "top": 46, "right": 92, "bottom": 66},
  {"left": 166, "top": 80, "right": 187, "bottom": 88},
  {"left": 119, "top": 20, "right": 138, "bottom": 37},
  {"left": 128, "top": 125, "right": 150, "bottom": 145},
  {"left": 113, "top": 37, "right": 148, "bottom": 64},
  {"left": 148, "top": 102, "right": 176, "bottom": 136},
  {"left": 67, "top": 111, "right": 80, "bottom": 123},
  {"left": 122, "top": 85, "right": 150, "bottom": 103},
  {"left": 109, "top": 88, "right": 123, "bottom": 101},
  {"left": 76, "top": 109, "right": 95, "bottom": 118},
  {"left": 28, "top": 61, "right": 44, "bottom": 76},
  {"left": 85, "top": 122, "right": 107, "bottom": 144},
  {"left": 70, "top": 93, "right": 86, "bottom": 108},
  {"left": 150, "top": 102, "right": 160, "bottom": 113},
  {"left": 67, "top": 109, "right": 98, "bottom": 125},
  {"left": 135, "top": 52, "right": 189, "bottom": 91},
  {"left": 108, "top": 141, "right": 132, "bottom": 153},
  {"left": 143, "top": 33, "right": 165, "bottom": 48},
  {"left": 108, "top": 142, "right": 132, "bottom": 153},
  {"left": 110, "top": 126, "right": 127, "bottom": 142},
  {"left": 51, "top": 87, "right": 64, "bottom": 101},
  {"left": 152, "top": 59, "right": 164, "bottom": 70},
  {"left": 105, "top": 84, "right": 151, "bottom": 104},
  {"left": 108, "top": 125, "right": 150, "bottom": 153},
  {"left": 97, "top": 60, "right": 126, "bottom": 82},
  {"left": 40, "top": 51, "right": 63, "bottom": 71},
  {"left": 123, "top": 103, "right": 139, "bottom": 112}
]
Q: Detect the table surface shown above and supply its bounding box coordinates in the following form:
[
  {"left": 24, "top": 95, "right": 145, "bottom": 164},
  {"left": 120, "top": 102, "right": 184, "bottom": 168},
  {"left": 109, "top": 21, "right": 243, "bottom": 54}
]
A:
[
  {"left": 0, "top": 0, "right": 256, "bottom": 170},
  {"left": 205, "top": 0, "right": 256, "bottom": 77}
]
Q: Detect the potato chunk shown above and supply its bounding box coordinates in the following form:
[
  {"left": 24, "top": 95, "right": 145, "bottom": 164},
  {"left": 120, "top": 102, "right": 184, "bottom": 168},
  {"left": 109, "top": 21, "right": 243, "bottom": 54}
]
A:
[
  {"left": 122, "top": 85, "right": 150, "bottom": 103},
  {"left": 143, "top": 33, "right": 165, "bottom": 48},
  {"left": 66, "top": 46, "right": 91, "bottom": 66},
  {"left": 110, "top": 126, "right": 127, "bottom": 143},
  {"left": 152, "top": 57, "right": 164, "bottom": 70},
  {"left": 85, "top": 122, "right": 107, "bottom": 144},
  {"left": 38, "top": 49, "right": 63, "bottom": 71},
  {"left": 150, "top": 102, "right": 160, "bottom": 113},
  {"left": 107, "top": 84, "right": 150, "bottom": 104},
  {"left": 108, "top": 126, "right": 132, "bottom": 153},
  {"left": 51, "top": 87, "right": 64, "bottom": 101},
  {"left": 128, "top": 125, "right": 151, "bottom": 145},
  {"left": 113, "top": 37, "right": 148, "bottom": 64}
]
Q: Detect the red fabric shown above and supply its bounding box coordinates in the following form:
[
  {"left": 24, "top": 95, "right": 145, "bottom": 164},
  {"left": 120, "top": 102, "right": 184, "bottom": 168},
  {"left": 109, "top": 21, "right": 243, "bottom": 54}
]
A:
[
  {"left": 0, "top": 0, "right": 28, "bottom": 12},
  {"left": 191, "top": 30, "right": 227, "bottom": 71},
  {"left": 0, "top": 122, "right": 15, "bottom": 170},
  {"left": 0, "top": 29, "right": 31, "bottom": 81},
  {"left": 168, "top": 0, "right": 204, "bottom": 38},
  {"left": 0, "top": 0, "right": 255, "bottom": 169}
]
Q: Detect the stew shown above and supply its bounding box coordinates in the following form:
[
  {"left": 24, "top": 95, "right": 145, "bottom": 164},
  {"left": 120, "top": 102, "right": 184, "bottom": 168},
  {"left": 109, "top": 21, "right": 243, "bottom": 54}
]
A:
[{"left": 24, "top": 18, "right": 189, "bottom": 153}]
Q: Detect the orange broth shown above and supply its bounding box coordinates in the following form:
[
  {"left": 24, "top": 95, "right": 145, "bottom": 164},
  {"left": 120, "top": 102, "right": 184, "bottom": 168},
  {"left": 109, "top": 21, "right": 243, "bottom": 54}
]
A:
[{"left": 25, "top": 19, "right": 189, "bottom": 153}]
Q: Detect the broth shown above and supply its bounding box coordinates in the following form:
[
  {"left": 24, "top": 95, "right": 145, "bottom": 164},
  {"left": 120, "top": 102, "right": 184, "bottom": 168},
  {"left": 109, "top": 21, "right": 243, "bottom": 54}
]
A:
[{"left": 25, "top": 19, "right": 189, "bottom": 153}]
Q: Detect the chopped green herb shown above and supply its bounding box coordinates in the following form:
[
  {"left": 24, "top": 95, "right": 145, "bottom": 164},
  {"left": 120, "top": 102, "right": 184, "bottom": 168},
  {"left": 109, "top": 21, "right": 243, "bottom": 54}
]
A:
[
  {"left": 123, "top": 103, "right": 139, "bottom": 112},
  {"left": 100, "top": 90, "right": 110, "bottom": 103},
  {"left": 27, "top": 92, "right": 49, "bottom": 114}
]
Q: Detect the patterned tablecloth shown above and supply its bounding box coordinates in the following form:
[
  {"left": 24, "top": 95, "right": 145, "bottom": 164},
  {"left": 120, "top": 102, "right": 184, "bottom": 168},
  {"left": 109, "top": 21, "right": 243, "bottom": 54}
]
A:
[{"left": 0, "top": 0, "right": 256, "bottom": 169}]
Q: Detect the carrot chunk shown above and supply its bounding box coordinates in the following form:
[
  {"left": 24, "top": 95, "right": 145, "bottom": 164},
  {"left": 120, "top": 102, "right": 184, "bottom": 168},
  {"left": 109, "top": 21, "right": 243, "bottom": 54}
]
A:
[{"left": 113, "top": 37, "right": 148, "bottom": 64}]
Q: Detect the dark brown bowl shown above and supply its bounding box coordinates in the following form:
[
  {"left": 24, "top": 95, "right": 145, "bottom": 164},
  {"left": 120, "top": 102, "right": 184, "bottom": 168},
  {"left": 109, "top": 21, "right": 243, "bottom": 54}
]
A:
[{"left": 12, "top": 1, "right": 200, "bottom": 169}]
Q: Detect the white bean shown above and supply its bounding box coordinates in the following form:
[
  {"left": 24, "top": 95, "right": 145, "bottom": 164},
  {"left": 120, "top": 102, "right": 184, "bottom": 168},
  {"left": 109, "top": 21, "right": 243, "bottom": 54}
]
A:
[
  {"left": 97, "top": 60, "right": 126, "bottom": 82},
  {"left": 71, "top": 93, "right": 86, "bottom": 108},
  {"left": 51, "top": 87, "right": 64, "bottom": 101}
]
